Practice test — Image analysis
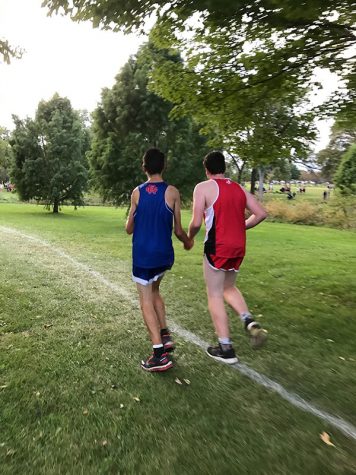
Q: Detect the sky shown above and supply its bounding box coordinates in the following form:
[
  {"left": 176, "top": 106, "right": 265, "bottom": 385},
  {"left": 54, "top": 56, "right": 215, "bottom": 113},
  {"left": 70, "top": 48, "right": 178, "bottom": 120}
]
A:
[
  {"left": 0, "top": 0, "right": 143, "bottom": 129},
  {"left": 0, "top": 0, "right": 337, "bottom": 151}
]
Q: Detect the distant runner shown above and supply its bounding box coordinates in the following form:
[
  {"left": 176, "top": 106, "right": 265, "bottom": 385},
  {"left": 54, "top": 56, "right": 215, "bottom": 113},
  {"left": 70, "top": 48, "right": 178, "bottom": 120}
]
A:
[{"left": 188, "top": 151, "right": 268, "bottom": 363}]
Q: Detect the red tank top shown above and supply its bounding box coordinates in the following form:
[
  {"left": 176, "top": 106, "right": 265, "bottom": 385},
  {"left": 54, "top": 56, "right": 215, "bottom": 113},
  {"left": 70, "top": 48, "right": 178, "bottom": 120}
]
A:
[{"left": 204, "top": 178, "right": 247, "bottom": 257}]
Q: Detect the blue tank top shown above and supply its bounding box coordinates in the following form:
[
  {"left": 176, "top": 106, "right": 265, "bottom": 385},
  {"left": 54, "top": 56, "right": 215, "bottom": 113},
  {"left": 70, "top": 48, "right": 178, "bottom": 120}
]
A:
[{"left": 132, "top": 182, "right": 174, "bottom": 268}]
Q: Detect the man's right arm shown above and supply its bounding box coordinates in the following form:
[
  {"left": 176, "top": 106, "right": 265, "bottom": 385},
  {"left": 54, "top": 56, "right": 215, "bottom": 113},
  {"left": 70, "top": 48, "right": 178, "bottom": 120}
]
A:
[
  {"left": 125, "top": 188, "right": 139, "bottom": 234},
  {"left": 188, "top": 183, "right": 206, "bottom": 240}
]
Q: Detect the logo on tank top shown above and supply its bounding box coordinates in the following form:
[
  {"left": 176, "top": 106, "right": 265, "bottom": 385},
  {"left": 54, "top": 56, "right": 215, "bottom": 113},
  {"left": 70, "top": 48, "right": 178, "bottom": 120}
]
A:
[
  {"left": 226, "top": 179, "right": 231, "bottom": 184},
  {"left": 145, "top": 184, "right": 158, "bottom": 194}
]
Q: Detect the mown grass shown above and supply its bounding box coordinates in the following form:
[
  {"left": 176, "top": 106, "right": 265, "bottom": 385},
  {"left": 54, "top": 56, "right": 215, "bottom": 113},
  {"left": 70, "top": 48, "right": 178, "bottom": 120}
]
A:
[
  {"left": 1, "top": 203, "right": 356, "bottom": 474},
  {"left": 0, "top": 191, "right": 19, "bottom": 203}
]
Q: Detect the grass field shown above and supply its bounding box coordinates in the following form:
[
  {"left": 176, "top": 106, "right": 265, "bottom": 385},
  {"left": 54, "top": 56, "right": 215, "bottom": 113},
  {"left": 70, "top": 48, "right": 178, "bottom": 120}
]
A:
[
  {"left": 263, "top": 184, "right": 333, "bottom": 203},
  {"left": 1, "top": 203, "right": 356, "bottom": 474},
  {"left": 0, "top": 191, "right": 19, "bottom": 203}
]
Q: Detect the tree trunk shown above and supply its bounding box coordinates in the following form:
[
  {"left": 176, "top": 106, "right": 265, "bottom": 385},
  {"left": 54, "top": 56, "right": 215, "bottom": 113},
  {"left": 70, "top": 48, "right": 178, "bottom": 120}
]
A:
[
  {"left": 237, "top": 162, "right": 245, "bottom": 184},
  {"left": 258, "top": 167, "right": 265, "bottom": 201},
  {"left": 53, "top": 199, "right": 59, "bottom": 213},
  {"left": 250, "top": 168, "right": 258, "bottom": 194}
]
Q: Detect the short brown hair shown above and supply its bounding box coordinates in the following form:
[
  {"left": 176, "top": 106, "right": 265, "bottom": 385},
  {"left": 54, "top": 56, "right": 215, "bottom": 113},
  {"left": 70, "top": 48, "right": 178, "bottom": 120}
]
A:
[
  {"left": 142, "top": 148, "right": 165, "bottom": 175},
  {"left": 203, "top": 151, "right": 226, "bottom": 174}
]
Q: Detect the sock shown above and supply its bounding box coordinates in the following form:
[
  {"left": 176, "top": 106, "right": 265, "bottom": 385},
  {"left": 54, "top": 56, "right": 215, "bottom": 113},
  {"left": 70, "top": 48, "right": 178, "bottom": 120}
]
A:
[
  {"left": 218, "top": 338, "right": 233, "bottom": 352},
  {"left": 153, "top": 344, "right": 164, "bottom": 358},
  {"left": 218, "top": 337, "right": 232, "bottom": 347},
  {"left": 160, "top": 328, "right": 169, "bottom": 336},
  {"left": 240, "top": 312, "right": 253, "bottom": 323}
]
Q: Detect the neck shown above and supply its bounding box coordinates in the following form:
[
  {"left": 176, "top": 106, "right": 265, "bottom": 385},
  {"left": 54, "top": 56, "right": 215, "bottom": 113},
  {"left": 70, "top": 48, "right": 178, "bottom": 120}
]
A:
[
  {"left": 146, "top": 174, "right": 163, "bottom": 182},
  {"left": 208, "top": 173, "right": 225, "bottom": 179}
]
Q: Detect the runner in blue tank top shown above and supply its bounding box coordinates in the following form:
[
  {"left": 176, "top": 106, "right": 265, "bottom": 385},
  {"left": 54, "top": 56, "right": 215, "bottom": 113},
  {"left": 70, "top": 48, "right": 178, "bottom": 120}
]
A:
[{"left": 126, "top": 148, "right": 193, "bottom": 372}]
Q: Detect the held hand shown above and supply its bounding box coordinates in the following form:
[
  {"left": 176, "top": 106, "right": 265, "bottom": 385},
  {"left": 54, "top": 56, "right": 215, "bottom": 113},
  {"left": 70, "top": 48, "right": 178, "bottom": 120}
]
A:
[{"left": 184, "top": 238, "right": 194, "bottom": 250}]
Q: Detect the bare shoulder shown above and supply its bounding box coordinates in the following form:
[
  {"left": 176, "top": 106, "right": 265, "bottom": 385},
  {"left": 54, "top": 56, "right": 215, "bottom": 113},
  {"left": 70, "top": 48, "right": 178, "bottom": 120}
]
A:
[
  {"left": 194, "top": 180, "right": 213, "bottom": 193},
  {"left": 167, "top": 184, "right": 179, "bottom": 193},
  {"left": 132, "top": 186, "right": 140, "bottom": 204},
  {"left": 166, "top": 184, "right": 180, "bottom": 198}
]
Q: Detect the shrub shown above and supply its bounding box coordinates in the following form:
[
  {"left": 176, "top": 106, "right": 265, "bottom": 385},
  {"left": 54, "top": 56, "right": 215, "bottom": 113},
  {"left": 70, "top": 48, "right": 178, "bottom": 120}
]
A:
[{"left": 265, "top": 197, "right": 356, "bottom": 229}]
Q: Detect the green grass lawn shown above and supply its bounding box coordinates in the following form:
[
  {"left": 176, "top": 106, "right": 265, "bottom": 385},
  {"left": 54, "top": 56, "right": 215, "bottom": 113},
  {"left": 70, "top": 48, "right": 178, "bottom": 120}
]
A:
[
  {"left": 0, "top": 191, "right": 19, "bottom": 203},
  {"left": 1, "top": 203, "right": 356, "bottom": 474},
  {"left": 263, "top": 184, "right": 333, "bottom": 203}
]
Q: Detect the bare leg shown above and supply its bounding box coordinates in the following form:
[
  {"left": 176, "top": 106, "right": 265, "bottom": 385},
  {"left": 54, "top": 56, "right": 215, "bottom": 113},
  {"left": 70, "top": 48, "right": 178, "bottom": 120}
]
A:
[
  {"left": 223, "top": 271, "right": 250, "bottom": 318},
  {"left": 136, "top": 283, "right": 161, "bottom": 345},
  {"left": 203, "top": 257, "right": 230, "bottom": 339},
  {"left": 223, "top": 269, "right": 267, "bottom": 348},
  {"left": 152, "top": 277, "right": 167, "bottom": 330}
]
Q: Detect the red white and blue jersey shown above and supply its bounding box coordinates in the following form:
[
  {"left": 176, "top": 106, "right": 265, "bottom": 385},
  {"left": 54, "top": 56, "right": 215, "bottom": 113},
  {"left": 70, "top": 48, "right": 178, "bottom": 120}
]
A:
[
  {"left": 204, "top": 178, "right": 247, "bottom": 258},
  {"left": 133, "top": 182, "right": 174, "bottom": 269}
]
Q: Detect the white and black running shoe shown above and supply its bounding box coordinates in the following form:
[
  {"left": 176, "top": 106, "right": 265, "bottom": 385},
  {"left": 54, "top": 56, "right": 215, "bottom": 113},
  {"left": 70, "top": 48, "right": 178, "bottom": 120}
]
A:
[{"left": 206, "top": 344, "right": 238, "bottom": 364}]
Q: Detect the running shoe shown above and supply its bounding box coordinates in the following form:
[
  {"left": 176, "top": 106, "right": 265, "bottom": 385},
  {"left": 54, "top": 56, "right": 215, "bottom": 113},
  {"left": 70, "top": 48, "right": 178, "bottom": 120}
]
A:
[
  {"left": 141, "top": 353, "right": 173, "bottom": 372},
  {"left": 244, "top": 318, "right": 268, "bottom": 349},
  {"left": 161, "top": 332, "right": 175, "bottom": 352},
  {"left": 206, "top": 344, "right": 238, "bottom": 364}
]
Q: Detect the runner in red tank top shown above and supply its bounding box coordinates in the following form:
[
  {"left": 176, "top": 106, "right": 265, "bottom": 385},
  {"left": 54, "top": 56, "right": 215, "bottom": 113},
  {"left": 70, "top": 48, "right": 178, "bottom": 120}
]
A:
[
  {"left": 188, "top": 151, "right": 268, "bottom": 364},
  {"left": 204, "top": 178, "right": 247, "bottom": 271}
]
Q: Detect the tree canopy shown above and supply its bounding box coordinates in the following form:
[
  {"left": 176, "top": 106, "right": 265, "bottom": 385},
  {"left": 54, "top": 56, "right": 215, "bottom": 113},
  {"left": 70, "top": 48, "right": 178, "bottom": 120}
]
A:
[
  {"left": 317, "top": 123, "right": 356, "bottom": 181},
  {"left": 10, "top": 94, "right": 89, "bottom": 212},
  {"left": 43, "top": 0, "right": 356, "bottom": 121},
  {"left": 88, "top": 44, "right": 208, "bottom": 205},
  {"left": 44, "top": 0, "right": 348, "bottom": 185},
  {"left": 334, "top": 144, "right": 356, "bottom": 195},
  {"left": 0, "top": 38, "right": 23, "bottom": 64}
]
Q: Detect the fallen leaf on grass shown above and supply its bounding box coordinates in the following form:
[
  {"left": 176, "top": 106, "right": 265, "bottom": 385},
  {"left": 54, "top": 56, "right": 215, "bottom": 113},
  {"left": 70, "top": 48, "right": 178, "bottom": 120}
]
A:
[
  {"left": 326, "top": 339, "right": 334, "bottom": 343},
  {"left": 35, "top": 391, "right": 41, "bottom": 397},
  {"left": 320, "top": 432, "right": 335, "bottom": 447},
  {"left": 175, "top": 378, "right": 182, "bottom": 385},
  {"left": 43, "top": 323, "right": 53, "bottom": 329},
  {"left": 183, "top": 379, "right": 191, "bottom": 385},
  {"left": 338, "top": 356, "right": 346, "bottom": 361},
  {"left": 133, "top": 396, "right": 140, "bottom": 402},
  {"left": 0, "top": 385, "right": 8, "bottom": 389},
  {"left": 83, "top": 409, "right": 89, "bottom": 416},
  {"left": 6, "top": 449, "right": 16, "bottom": 457},
  {"left": 120, "top": 404, "right": 124, "bottom": 409},
  {"left": 101, "top": 440, "right": 108, "bottom": 447}
]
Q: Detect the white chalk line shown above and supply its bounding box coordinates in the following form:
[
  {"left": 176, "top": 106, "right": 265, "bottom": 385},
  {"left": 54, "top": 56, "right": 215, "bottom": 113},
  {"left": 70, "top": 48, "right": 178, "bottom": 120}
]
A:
[{"left": 1, "top": 224, "right": 356, "bottom": 442}]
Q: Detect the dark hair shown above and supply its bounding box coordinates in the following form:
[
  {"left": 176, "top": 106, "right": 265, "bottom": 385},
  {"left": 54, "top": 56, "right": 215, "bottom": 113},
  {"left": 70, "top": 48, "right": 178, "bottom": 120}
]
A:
[
  {"left": 203, "top": 151, "right": 226, "bottom": 174},
  {"left": 142, "top": 148, "right": 165, "bottom": 175}
]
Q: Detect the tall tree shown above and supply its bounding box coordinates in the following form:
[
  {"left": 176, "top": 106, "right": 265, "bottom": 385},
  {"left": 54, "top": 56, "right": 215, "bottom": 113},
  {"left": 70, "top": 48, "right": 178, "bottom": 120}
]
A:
[
  {"left": 11, "top": 94, "right": 89, "bottom": 213},
  {"left": 0, "top": 127, "right": 13, "bottom": 183},
  {"left": 334, "top": 144, "right": 356, "bottom": 195},
  {"left": 317, "top": 124, "right": 356, "bottom": 181},
  {"left": 89, "top": 44, "right": 208, "bottom": 205}
]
